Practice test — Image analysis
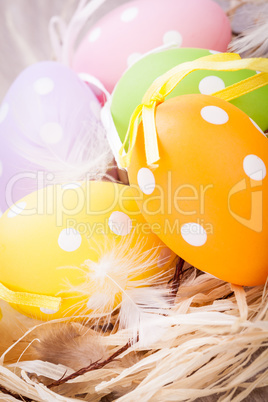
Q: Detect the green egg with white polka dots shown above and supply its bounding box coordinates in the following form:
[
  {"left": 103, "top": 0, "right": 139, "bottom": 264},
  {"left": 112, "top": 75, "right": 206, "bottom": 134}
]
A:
[{"left": 111, "top": 48, "right": 268, "bottom": 145}]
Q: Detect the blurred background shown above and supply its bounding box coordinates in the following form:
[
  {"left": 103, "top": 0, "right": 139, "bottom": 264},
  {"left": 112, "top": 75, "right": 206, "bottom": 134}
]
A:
[{"left": 0, "top": 0, "right": 268, "bottom": 99}]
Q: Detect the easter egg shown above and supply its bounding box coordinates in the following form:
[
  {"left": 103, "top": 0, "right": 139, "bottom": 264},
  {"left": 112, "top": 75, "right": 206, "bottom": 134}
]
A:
[
  {"left": 0, "top": 181, "right": 175, "bottom": 320},
  {"left": 0, "top": 61, "right": 111, "bottom": 215},
  {"left": 110, "top": 48, "right": 268, "bottom": 152},
  {"left": 128, "top": 94, "right": 268, "bottom": 286},
  {"left": 72, "top": 0, "right": 231, "bottom": 93}
]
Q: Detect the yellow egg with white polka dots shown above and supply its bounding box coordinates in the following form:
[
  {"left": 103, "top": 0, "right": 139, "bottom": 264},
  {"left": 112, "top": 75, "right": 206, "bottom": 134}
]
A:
[{"left": 0, "top": 181, "right": 175, "bottom": 320}]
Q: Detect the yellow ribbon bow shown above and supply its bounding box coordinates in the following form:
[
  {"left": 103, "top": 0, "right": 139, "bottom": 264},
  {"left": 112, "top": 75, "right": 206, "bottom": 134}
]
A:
[{"left": 118, "top": 52, "right": 268, "bottom": 168}]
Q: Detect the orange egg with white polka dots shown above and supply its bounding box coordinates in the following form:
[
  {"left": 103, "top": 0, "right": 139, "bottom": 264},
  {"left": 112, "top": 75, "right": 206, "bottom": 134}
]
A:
[
  {"left": 128, "top": 94, "right": 268, "bottom": 286},
  {"left": 0, "top": 181, "right": 175, "bottom": 320}
]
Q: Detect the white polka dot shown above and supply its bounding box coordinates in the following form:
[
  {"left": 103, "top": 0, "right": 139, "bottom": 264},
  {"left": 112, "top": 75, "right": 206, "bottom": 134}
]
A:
[
  {"left": 40, "top": 307, "right": 59, "bottom": 314},
  {"left": 108, "top": 211, "right": 132, "bottom": 236},
  {"left": 181, "top": 223, "right": 207, "bottom": 247},
  {"left": 201, "top": 105, "right": 229, "bottom": 125},
  {"left": 0, "top": 102, "right": 9, "bottom": 123},
  {"left": 243, "top": 155, "right": 266, "bottom": 181},
  {"left": 0, "top": 161, "right": 3, "bottom": 176},
  {"left": 39, "top": 122, "right": 63, "bottom": 144},
  {"left": 209, "top": 50, "right": 221, "bottom": 54},
  {"left": 33, "top": 77, "right": 54, "bottom": 95},
  {"left": 250, "top": 118, "right": 266, "bottom": 137},
  {"left": 121, "top": 7, "right": 139, "bottom": 22},
  {"left": 61, "top": 183, "right": 82, "bottom": 190},
  {"left": 137, "top": 168, "right": 156, "bottom": 195},
  {"left": 163, "top": 31, "right": 183, "bottom": 47},
  {"left": 88, "top": 27, "right": 101, "bottom": 42},
  {"left": 90, "top": 100, "right": 101, "bottom": 119},
  {"left": 127, "top": 52, "right": 142, "bottom": 67},
  {"left": 58, "top": 228, "right": 82, "bottom": 252},
  {"left": 256, "top": 71, "right": 261, "bottom": 74},
  {"left": 158, "top": 248, "right": 172, "bottom": 268},
  {"left": 199, "top": 76, "right": 225, "bottom": 95},
  {"left": 7, "top": 202, "right": 27, "bottom": 218}
]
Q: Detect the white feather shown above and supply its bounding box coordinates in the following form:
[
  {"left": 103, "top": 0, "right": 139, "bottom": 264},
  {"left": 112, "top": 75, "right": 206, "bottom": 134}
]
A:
[
  {"left": 230, "top": 16, "right": 268, "bottom": 57},
  {"left": 59, "top": 232, "right": 175, "bottom": 337},
  {"left": 9, "top": 103, "right": 115, "bottom": 183},
  {"left": 119, "top": 286, "right": 173, "bottom": 347}
]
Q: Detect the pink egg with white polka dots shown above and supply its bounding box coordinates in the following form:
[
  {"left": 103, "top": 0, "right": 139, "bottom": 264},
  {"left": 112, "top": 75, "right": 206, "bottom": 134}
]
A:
[
  {"left": 72, "top": 0, "right": 231, "bottom": 92},
  {"left": 0, "top": 61, "right": 112, "bottom": 214}
]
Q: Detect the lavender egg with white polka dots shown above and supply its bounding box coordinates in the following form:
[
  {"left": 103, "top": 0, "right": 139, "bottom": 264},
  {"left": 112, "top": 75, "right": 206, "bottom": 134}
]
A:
[
  {"left": 72, "top": 0, "right": 231, "bottom": 92},
  {"left": 0, "top": 61, "right": 106, "bottom": 213}
]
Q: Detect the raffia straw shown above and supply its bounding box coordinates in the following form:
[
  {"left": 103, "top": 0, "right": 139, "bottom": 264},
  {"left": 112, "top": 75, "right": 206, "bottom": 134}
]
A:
[{"left": 0, "top": 268, "right": 267, "bottom": 401}]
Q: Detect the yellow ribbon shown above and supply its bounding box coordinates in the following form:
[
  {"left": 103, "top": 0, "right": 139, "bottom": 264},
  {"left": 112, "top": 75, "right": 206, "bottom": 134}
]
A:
[
  {"left": 213, "top": 72, "right": 268, "bottom": 101},
  {"left": 0, "top": 282, "right": 61, "bottom": 310},
  {"left": 120, "top": 104, "right": 144, "bottom": 168},
  {"left": 118, "top": 53, "right": 268, "bottom": 168}
]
